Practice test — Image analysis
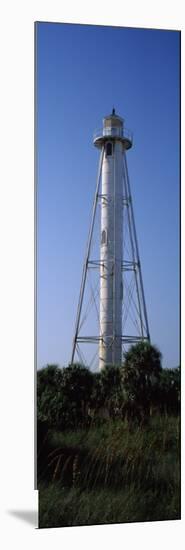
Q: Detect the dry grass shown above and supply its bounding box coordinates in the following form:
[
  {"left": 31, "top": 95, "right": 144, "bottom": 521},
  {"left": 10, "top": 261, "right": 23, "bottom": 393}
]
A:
[{"left": 38, "top": 414, "right": 180, "bottom": 528}]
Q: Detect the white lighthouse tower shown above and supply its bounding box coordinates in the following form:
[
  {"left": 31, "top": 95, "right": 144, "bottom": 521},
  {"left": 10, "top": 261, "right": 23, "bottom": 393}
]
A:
[
  {"left": 94, "top": 109, "right": 132, "bottom": 368},
  {"left": 71, "top": 109, "right": 150, "bottom": 370}
]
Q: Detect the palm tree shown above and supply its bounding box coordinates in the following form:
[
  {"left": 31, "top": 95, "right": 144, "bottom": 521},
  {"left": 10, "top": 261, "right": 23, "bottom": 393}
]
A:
[{"left": 122, "top": 341, "right": 162, "bottom": 418}]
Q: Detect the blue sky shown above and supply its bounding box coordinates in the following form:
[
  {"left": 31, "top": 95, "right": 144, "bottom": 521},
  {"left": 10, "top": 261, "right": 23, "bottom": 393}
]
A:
[{"left": 36, "top": 22, "right": 180, "bottom": 369}]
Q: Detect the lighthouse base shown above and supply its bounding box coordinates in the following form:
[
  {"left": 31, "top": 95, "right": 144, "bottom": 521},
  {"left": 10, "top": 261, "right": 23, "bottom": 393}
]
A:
[{"left": 99, "top": 336, "right": 122, "bottom": 369}]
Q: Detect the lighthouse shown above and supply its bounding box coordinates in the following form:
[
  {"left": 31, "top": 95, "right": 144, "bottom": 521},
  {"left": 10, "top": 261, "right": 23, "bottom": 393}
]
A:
[
  {"left": 71, "top": 109, "right": 150, "bottom": 370},
  {"left": 93, "top": 109, "right": 132, "bottom": 368}
]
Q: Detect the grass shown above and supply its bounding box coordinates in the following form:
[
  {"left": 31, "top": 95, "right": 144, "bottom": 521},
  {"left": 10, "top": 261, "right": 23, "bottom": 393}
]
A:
[{"left": 38, "top": 414, "right": 180, "bottom": 528}]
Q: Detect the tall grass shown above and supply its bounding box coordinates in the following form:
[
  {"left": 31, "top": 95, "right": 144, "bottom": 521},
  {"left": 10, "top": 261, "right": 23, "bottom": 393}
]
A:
[{"left": 38, "top": 414, "right": 180, "bottom": 528}]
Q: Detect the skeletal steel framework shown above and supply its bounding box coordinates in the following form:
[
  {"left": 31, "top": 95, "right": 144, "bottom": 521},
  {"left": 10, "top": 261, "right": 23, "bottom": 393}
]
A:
[{"left": 71, "top": 112, "right": 150, "bottom": 370}]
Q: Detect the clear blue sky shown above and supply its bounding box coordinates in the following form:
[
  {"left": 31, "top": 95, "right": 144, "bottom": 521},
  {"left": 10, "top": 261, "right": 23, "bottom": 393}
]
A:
[{"left": 36, "top": 22, "right": 180, "bottom": 369}]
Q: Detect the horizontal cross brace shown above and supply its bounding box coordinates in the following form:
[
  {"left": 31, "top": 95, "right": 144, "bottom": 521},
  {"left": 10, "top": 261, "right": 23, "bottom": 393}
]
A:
[
  {"left": 88, "top": 260, "right": 139, "bottom": 268},
  {"left": 76, "top": 335, "right": 148, "bottom": 344}
]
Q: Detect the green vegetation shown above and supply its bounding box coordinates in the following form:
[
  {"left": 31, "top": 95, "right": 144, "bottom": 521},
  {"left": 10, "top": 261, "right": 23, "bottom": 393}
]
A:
[{"left": 37, "top": 342, "right": 180, "bottom": 528}]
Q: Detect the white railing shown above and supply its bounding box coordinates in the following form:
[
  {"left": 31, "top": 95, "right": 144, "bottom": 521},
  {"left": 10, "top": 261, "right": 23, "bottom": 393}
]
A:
[{"left": 94, "top": 126, "right": 133, "bottom": 143}]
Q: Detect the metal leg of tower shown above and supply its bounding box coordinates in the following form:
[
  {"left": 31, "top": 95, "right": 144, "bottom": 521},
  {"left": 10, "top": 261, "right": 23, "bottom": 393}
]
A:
[
  {"left": 71, "top": 146, "right": 105, "bottom": 364},
  {"left": 123, "top": 153, "right": 150, "bottom": 342}
]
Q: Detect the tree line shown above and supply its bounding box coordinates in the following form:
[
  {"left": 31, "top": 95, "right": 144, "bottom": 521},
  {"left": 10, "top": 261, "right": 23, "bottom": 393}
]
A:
[{"left": 37, "top": 342, "right": 180, "bottom": 432}]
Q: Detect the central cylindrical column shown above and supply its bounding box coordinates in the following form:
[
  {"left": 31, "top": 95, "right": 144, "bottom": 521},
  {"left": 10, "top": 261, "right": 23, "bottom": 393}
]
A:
[
  {"left": 99, "top": 137, "right": 123, "bottom": 368},
  {"left": 94, "top": 110, "right": 132, "bottom": 369}
]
